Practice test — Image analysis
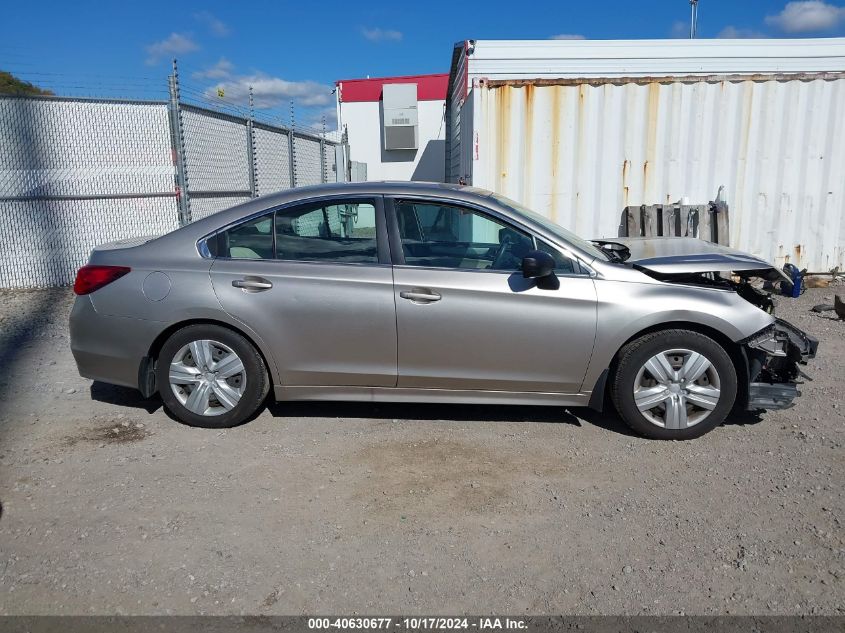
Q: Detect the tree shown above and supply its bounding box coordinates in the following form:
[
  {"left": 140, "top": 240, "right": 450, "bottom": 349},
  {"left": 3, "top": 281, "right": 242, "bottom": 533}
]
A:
[{"left": 0, "top": 71, "right": 54, "bottom": 96}]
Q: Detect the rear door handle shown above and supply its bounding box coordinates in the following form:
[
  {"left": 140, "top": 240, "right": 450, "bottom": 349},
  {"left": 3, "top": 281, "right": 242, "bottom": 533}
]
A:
[
  {"left": 400, "top": 289, "right": 441, "bottom": 303},
  {"left": 232, "top": 277, "right": 273, "bottom": 292}
]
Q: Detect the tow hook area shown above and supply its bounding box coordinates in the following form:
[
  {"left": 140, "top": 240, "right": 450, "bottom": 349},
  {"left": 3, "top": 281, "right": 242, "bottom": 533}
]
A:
[{"left": 744, "top": 319, "right": 818, "bottom": 410}]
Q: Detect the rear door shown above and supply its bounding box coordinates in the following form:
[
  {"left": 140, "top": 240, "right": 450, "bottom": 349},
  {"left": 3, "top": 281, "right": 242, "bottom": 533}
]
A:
[
  {"left": 209, "top": 196, "right": 397, "bottom": 387},
  {"left": 387, "top": 197, "right": 597, "bottom": 393}
]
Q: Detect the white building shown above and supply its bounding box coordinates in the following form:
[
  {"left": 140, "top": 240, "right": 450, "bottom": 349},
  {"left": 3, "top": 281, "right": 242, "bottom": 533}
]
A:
[
  {"left": 446, "top": 38, "right": 845, "bottom": 271},
  {"left": 335, "top": 73, "right": 448, "bottom": 182}
]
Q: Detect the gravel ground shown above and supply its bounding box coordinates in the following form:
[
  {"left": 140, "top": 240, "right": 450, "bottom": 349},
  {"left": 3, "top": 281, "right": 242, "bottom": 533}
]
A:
[{"left": 0, "top": 285, "right": 843, "bottom": 615}]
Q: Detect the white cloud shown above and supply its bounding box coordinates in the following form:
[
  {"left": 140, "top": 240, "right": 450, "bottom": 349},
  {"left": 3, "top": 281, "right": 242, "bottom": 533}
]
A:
[
  {"left": 145, "top": 33, "right": 199, "bottom": 65},
  {"left": 550, "top": 33, "right": 585, "bottom": 40},
  {"left": 670, "top": 20, "right": 690, "bottom": 38},
  {"left": 765, "top": 1, "right": 845, "bottom": 33},
  {"left": 193, "top": 58, "right": 234, "bottom": 80},
  {"left": 305, "top": 106, "right": 339, "bottom": 132},
  {"left": 718, "top": 25, "right": 768, "bottom": 38},
  {"left": 194, "top": 11, "right": 230, "bottom": 37},
  {"left": 361, "top": 27, "right": 403, "bottom": 42},
  {"left": 206, "top": 73, "right": 334, "bottom": 109}
]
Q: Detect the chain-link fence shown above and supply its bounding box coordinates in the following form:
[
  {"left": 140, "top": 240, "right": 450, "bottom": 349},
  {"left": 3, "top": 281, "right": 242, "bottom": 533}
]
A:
[{"left": 0, "top": 89, "right": 344, "bottom": 288}]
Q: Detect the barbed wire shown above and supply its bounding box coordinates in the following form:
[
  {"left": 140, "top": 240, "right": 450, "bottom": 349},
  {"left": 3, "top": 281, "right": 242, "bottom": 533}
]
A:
[{"left": 2, "top": 61, "right": 338, "bottom": 137}]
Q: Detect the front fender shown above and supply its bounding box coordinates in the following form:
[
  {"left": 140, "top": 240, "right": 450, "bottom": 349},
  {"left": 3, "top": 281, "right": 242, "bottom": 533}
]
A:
[{"left": 582, "top": 279, "right": 774, "bottom": 391}]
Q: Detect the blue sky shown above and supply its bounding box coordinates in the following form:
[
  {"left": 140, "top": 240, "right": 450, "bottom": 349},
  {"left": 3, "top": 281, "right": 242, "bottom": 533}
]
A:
[{"left": 4, "top": 0, "right": 845, "bottom": 129}]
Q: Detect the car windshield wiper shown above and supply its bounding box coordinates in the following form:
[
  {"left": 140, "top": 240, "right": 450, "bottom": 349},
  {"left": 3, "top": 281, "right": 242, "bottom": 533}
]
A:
[{"left": 591, "top": 240, "right": 631, "bottom": 263}]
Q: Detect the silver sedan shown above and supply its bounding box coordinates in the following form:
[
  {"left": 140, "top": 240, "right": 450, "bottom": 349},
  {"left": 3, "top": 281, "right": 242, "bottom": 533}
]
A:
[{"left": 69, "top": 182, "right": 817, "bottom": 439}]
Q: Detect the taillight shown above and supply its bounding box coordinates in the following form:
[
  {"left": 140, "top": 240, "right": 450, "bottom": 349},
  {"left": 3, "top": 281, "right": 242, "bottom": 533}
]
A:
[{"left": 73, "top": 265, "right": 131, "bottom": 295}]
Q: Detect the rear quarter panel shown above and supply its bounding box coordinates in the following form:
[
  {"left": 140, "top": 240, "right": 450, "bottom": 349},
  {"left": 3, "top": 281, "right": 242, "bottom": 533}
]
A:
[{"left": 82, "top": 240, "right": 283, "bottom": 387}]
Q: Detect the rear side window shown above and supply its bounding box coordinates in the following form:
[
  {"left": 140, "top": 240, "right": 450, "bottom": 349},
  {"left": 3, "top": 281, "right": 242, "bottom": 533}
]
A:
[
  {"left": 222, "top": 215, "right": 274, "bottom": 260},
  {"left": 218, "top": 200, "right": 379, "bottom": 264},
  {"left": 275, "top": 201, "right": 378, "bottom": 263}
]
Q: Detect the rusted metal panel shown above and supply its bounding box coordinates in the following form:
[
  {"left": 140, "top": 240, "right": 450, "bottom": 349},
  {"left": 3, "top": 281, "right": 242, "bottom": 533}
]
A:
[
  {"left": 483, "top": 72, "right": 845, "bottom": 88},
  {"left": 471, "top": 76, "right": 845, "bottom": 271}
]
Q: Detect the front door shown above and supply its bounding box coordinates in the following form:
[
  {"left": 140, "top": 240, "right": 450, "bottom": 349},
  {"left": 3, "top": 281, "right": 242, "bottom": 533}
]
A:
[
  {"left": 210, "top": 196, "right": 397, "bottom": 387},
  {"left": 389, "top": 198, "right": 597, "bottom": 393}
]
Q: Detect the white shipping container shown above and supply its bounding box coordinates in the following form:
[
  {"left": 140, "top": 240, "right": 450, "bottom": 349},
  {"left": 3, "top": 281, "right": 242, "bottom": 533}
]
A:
[{"left": 447, "top": 39, "right": 845, "bottom": 272}]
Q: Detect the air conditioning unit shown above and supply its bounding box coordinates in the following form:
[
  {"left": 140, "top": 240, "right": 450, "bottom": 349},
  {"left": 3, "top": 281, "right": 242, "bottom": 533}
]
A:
[{"left": 382, "top": 83, "right": 418, "bottom": 150}]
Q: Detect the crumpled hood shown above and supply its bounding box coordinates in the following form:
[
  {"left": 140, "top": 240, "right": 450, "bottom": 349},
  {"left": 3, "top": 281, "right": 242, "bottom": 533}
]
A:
[{"left": 609, "top": 237, "right": 788, "bottom": 281}]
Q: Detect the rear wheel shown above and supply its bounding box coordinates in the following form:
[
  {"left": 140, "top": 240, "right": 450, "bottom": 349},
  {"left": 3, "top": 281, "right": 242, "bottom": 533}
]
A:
[
  {"left": 610, "top": 329, "right": 737, "bottom": 440},
  {"left": 157, "top": 324, "right": 269, "bottom": 428}
]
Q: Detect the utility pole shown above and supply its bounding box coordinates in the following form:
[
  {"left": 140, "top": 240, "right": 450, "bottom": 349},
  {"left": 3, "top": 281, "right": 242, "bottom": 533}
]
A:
[{"left": 690, "top": 0, "right": 699, "bottom": 39}]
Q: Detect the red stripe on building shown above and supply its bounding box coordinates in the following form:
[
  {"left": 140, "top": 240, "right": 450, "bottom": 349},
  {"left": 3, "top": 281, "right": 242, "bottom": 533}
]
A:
[{"left": 336, "top": 73, "right": 448, "bottom": 103}]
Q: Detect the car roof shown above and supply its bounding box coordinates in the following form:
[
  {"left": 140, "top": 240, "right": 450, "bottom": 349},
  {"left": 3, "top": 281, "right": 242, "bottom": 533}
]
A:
[
  {"left": 179, "top": 181, "right": 497, "bottom": 234},
  {"left": 259, "top": 180, "right": 493, "bottom": 201},
  {"left": 151, "top": 181, "right": 599, "bottom": 265}
]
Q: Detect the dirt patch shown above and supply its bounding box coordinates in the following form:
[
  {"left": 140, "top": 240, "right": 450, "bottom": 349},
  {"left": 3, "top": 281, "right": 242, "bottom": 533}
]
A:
[
  {"left": 62, "top": 418, "right": 150, "bottom": 447},
  {"left": 348, "top": 437, "right": 578, "bottom": 516}
]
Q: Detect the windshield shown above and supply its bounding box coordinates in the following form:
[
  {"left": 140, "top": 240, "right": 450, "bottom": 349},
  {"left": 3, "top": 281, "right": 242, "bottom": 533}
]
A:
[{"left": 489, "top": 193, "right": 609, "bottom": 261}]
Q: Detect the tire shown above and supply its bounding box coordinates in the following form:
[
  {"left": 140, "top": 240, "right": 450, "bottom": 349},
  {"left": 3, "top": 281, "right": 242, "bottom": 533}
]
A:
[
  {"left": 610, "top": 329, "right": 737, "bottom": 440},
  {"left": 157, "top": 324, "right": 270, "bottom": 428}
]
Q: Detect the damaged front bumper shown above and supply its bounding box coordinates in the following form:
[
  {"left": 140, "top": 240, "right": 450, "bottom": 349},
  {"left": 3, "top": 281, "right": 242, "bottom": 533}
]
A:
[{"left": 743, "top": 318, "right": 818, "bottom": 410}]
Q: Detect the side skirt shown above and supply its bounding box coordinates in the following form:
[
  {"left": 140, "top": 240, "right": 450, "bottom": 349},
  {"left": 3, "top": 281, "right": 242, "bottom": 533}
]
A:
[{"left": 274, "top": 385, "right": 591, "bottom": 407}]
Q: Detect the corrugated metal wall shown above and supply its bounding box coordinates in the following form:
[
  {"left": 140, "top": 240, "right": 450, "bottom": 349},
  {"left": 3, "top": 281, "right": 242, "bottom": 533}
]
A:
[{"left": 472, "top": 75, "right": 845, "bottom": 271}]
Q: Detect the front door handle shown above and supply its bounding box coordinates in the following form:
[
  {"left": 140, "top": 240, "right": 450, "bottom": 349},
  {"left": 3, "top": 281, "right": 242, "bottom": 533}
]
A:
[
  {"left": 232, "top": 277, "right": 273, "bottom": 292},
  {"left": 400, "top": 288, "right": 441, "bottom": 303}
]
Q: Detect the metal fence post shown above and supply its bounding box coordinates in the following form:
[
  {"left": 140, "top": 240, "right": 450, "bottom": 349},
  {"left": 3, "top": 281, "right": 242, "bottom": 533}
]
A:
[
  {"left": 320, "top": 116, "right": 327, "bottom": 183},
  {"left": 247, "top": 86, "right": 258, "bottom": 197},
  {"left": 167, "top": 59, "right": 191, "bottom": 225},
  {"left": 288, "top": 101, "right": 296, "bottom": 188}
]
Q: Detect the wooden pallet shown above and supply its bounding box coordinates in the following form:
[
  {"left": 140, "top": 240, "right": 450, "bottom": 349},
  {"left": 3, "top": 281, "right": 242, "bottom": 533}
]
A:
[{"left": 621, "top": 201, "right": 730, "bottom": 245}]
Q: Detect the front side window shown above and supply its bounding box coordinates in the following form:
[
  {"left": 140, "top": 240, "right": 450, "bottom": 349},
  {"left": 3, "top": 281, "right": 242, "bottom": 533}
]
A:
[
  {"left": 219, "top": 200, "right": 379, "bottom": 263},
  {"left": 536, "top": 239, "right": 579, "bottom": 275},
  {"left": 395, "top": 200, "right": 533, "bottom": 271},
  {"left": 490, "top": 192, "right": 608, "bottom": 262}
]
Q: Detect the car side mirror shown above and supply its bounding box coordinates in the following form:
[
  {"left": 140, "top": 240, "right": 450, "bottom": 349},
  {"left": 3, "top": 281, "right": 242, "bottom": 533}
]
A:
[{"left": 522, "top": 250, "right": 555, "bottom": 279}]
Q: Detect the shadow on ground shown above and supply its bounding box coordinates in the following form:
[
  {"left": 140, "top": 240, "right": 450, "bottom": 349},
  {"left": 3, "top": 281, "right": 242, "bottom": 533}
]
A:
[
  {"left": 88, "top": 382, "right": 762, "bottom": 437},
  {"left": 269, "top": 400, "right": 636, "bottom": 436},
  {"left": 90, "top": 381, "right": 161, "bottom": 414}
]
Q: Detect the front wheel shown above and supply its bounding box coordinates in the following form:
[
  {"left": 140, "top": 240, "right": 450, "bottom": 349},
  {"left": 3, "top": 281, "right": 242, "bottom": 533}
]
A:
[
  {"left": 157, "top": 324, "right": 269, "bottom": 428},
  {"left": 610, "top": 329, "right": 738, "bottom": 440}
]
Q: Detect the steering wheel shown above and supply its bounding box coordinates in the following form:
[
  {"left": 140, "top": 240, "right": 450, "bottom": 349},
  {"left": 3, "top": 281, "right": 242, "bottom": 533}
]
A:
[{"left": 490, "top": 233, "right": 517, "bottom": 270}]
